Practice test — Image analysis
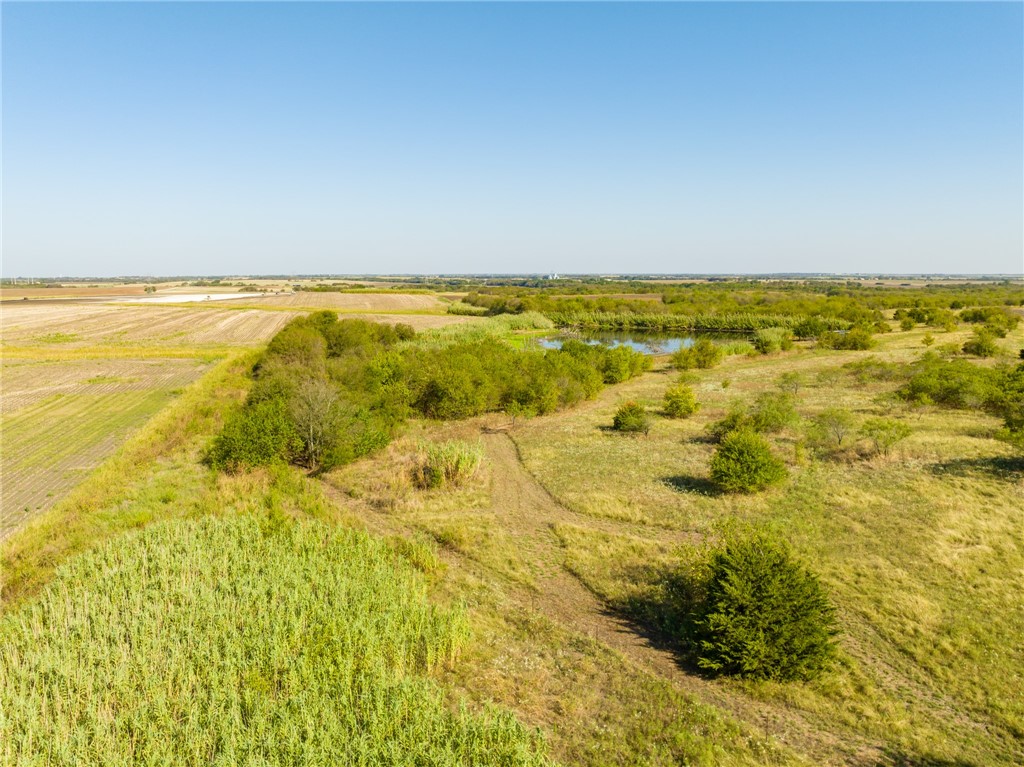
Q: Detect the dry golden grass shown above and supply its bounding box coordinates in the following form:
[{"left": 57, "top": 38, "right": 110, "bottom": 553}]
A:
[{"left": 507, "top": 323, "right": 1024, "bottom": 766}]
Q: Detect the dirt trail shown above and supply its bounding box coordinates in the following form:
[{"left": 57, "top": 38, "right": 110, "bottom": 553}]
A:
[{"left": 324, "top": 430, "right": 885, "bottom": 766}]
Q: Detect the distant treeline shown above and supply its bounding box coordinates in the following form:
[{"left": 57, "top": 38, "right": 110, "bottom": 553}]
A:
[
  {"left": 459, "top": 280, "right": 1024, "bottom": 322},
  {"left": 546, "top": 311, "right": 851, "bottom": 334},
  {"left": 209, "top": 313, "right": 650, "bottom": 473}
]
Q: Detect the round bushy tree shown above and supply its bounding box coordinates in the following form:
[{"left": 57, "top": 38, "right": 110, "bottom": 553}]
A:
[
  {"left": 709, "top": 430, "right": 787, "bottom": 492},
  {"left": 613, "top": 401, "right": 651, "bottom": 434},
  {"left": 693, "top": 532, "right": 839, "bottom": 681},
  {"left": 672, "top": 338, "right": 723, "bottom": 371},
  {"left": 664, "top": 383, "right": 699, "bottom": 418}
]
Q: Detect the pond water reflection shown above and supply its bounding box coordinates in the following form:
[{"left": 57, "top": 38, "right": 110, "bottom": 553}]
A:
[{"left": 537, "top": 331, "right": 712, "bottom": 355}]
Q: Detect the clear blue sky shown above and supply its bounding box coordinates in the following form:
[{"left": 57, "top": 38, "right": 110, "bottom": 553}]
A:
[{"left": 3, "top": 2, "right": 1022, "bottom": 277}]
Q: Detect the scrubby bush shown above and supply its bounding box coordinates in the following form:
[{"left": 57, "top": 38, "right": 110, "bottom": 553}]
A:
[
  {"left": 777, "top": 372, "right": 802, "bottom": 395},
  {"left": 959, "top": 306, "right": 1020, "bottom": 336},
  {"left": 859, "top": 418, "right": 911, "bottom": 456},
  {"left": 792, "top": 316, "right": 831, "bottom": 340},
  {"left": 671, "top": 338, "right": 724, "bottom": 370},
  {"left": 689, "top": 532, "right": 839, "bottom": 681},
  {"left": 709, "top": 430, "right": 788, "bottom": 492},
  {"left": 752, "top": 327, "right": 793, "bottom": 354},
  {"left": 807, "top": 408, "right": 856, "bottom": 451},
  {"left": 749, "top": 392, "right": 798, "bottom": 433},
  {"left": 962, "top": 328, "right": 999, "bottom": 357},
  {"left": 413, "top": 440, "right": 483, "bottom": 489},
  {"left": 898, "top": 355, "right": 1002, "bottom": 409},
  {"left": 706, "top": 402, "right": 750, "bottom": 443},
  {"left": 613, "top": 401, "right": 651, "bottom": 434},
  {"left": 664, "top": 383, "right": 699, "bottom": 418},
  {"left": 600, "top": 344, "right": 653, "bottom": 383},
  {"left": 207, "top": 399, "right": 298, "bottom": 471},
  {"left": 817, "top": 328, "right": 875, "bottom": 351},
  {"left": 899, "top": 316, "right": 915, "bottom": 331}
]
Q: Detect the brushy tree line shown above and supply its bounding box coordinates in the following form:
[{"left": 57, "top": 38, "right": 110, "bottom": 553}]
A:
[
  {"left": 457, "top": 278, "right": 1023, "bottom": 323},
  {"left": 209, "top": 313, "right": 651, "bottom": 473}
]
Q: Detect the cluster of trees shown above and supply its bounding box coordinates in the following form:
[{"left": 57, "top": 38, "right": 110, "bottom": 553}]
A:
[
  {"left": 899, "top": 355, "right": 1024, "bottom": 447},
  {"left": 209, "top": 313, "right": 651, "bottom": 473}
]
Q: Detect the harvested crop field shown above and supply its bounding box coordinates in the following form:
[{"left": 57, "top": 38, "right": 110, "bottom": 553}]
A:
[
  {"left": 210, "top": 291, "right": 448, "bottom": 312},
  {"left": 0, "top": 358, "right": 211, "bottom": 538},
  {"left": 0, "top": 286, "right": 147, "bottom": 300},
  {"left": 2, "top": 303, "right": 297, "bottom": 347}
]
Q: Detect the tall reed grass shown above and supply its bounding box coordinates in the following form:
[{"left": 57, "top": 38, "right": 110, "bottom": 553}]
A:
[
  {"left": 0, "top": 516, "right": 550, "bottom": 765},
  {"left": 413, "top": 440, "right": 484, "bottom": 489},
  {"left": 413, "top": 312, "right": 554, "bottom": 348}
]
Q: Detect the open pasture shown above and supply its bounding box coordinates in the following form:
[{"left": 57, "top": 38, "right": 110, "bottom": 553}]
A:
[
  {"left": 0, "top": 358, "right": 211, "bottom": 538},
  {"left": 505, "top": 335, "right": 1024, "bottom": 765}
]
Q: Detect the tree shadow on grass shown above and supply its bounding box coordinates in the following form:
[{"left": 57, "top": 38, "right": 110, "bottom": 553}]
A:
[
  {"left": 592, "top": 561, "right": 716, "bottom": 678},
  {"left": 662, "top": 475, "right": 722, "bottom": 497},
  {"left": 928, "top": 455, "right": 1024, "bottom": 480},
  {"left": 876, "top": 751, "right": 984, "bottom": 767}
]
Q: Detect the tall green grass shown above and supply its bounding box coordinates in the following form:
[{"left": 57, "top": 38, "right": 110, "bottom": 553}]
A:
[
  {"left": 0, "top": 515, "right": 550, "bottom": 766},
  {"left": 414, "top": 312, "right": 553, "bottom": 348},
  {"left": 413, "top": 440, "right": 484, "bottom": 489}
]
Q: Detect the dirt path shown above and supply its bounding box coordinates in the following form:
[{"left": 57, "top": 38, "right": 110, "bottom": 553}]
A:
[{"left": 324, "top": 429, "right": 886, "bottom": 766}]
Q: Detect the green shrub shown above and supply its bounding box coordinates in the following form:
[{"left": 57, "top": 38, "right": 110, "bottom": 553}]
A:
[
  {"left": 900, "top": 316, "right": 915, "bottom": 331},
  {"left": 962, "top": 328, "right": 999, "bottom": 357},
  {"left": 859, "top": 418, "right": 912, "bottom": 456},
  {"left": 671, "top": 338, "right": 724, "bottom": 370},
  {"left": 706, "top": 402, "right": 751, "bottom": 443},
  {"left": 792, "top": 316, "right": 831, "bottom": 340},
  {"left": 898, "top": 355, "right": 1002, "bottom": 409},
  {"left": 752, "top": 327, "right": 793, "bottom": 355},
  {"left": 817, "top": 328, "right": 875, "bottom": 350},
  {"left": 207, "top": 399, "right": 298, "bottom": 471},
  {"left": 709, "top": 430, "right": 788, "bottom": 493},
  {"left": 691, "top": 532, "right": 839, "bottom": 681},
  {"left": 613, "top": 401, "right": 651, "bottom": 434},
  {"left": 413, "top": 440, "right": 484, "bottom": 489},
  {"left": 664, "top": 383, "right": 699, "bottom": 418},
  {"left": 749, "top": 392, "right": 798, "bottom": 433}
]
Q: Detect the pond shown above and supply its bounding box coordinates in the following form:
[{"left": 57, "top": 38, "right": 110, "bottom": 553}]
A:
[{"left": 537, "top": 331, "right": 711, "bottom": 355}]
